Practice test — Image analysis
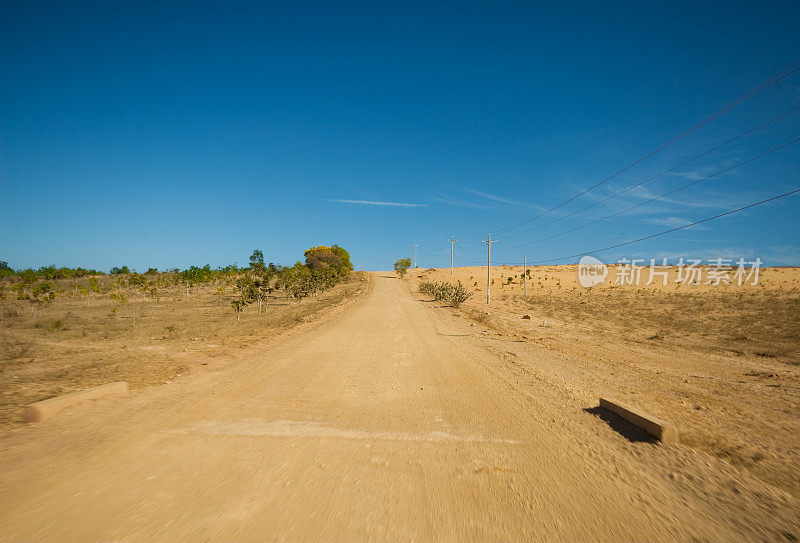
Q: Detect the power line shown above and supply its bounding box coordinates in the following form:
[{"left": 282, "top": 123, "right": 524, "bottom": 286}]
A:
[
  {"left": 419, "top": 238, "right": 483, "bottom": 257},
  {"left": 408, "top": 61, "right": 800, "bottom": 261},
  {"left": 500, "top": 104, "right": 800, "bottom": 241},
  {"left": 524, "top": 187, "right": 800, "bottom": 265},
  {"left": 456, "top": 59, "right": 800, "bottom": 243},
  {"left": 420, "top": 121, "right": 797, "bottom": 263},
  {"left": 455, "top": 245, "right": 485, "bottom": 266},
  {"left": 496, "top": 137, "right": 800, "bottom": 252}
]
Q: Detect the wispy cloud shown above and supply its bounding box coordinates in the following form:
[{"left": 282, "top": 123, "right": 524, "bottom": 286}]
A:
[
  {"left": 462, "top": 188, "right": 539, "bottom": 209},
  {"left": 673, "top": 169, "right": 711, "bottom": 181},
  {"left": 428, "top": 194, "right": 498, "bottom": 210},
  {"left": 616, "top": 185, "right": 738, "bottom": 210},
  {"left": 642, "top": 216, "right": 708, "bottom": 229},
  {"left": 321, "top": 199, "right": 427, "bottom": 208}
]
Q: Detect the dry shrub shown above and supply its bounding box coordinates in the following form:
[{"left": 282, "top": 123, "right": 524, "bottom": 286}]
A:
[{"left": 420, "top": 281, "right": 472, "bottom": 307}]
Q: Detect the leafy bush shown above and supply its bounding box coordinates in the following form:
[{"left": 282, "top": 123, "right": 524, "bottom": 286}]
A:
[
  {"left": 448, "top": 281, "right": 472, "bottom": 307},
  {"left": 394, "top": 258, "right": 412, "bottom": 277},
  {"left": 419, "top": 280, "right": 472, "bottom": 307},
  {"left": 127, "top": 274, "right": 148, "bottom": 288},
  {"left": 304, "top": 245, "right": 353, "bottom": 278},
  {"left": 419, "top": 281, "right": 436, "bottom": 295}
]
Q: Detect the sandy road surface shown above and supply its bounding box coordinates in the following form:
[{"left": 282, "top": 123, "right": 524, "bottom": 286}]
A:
[{"left": 1, "top": 273, "right": 798, "bottom": 541}]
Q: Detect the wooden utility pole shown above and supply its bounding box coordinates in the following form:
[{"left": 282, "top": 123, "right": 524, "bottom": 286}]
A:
[
  {"left": 482, "top": 234, "right": 498, "bottom": 304},
  {"left": 413, "top": 243, "right": 419, "bottom": 268},
  {"left": 449, "top": 237, "right": 457, "bottom": 274},
  {"left": 523, "top": 257, "right": 527, "bottom": 298}
]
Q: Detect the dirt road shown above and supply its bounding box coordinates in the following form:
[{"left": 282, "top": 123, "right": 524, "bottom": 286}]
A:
[{"left": 1, "top": 273, "right": 797, "bottom": 541}]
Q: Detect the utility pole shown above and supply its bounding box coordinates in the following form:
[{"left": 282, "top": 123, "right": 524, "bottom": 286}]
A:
[
  {"left": 449, "top": 237, "right": 457, "bottom": 274},
  {"left": 413, "top": 243, "right": 419, "bottom": 268},
  {"left": 482, "top": 234, "right": 498, "bottom": 304},
  {"left": 523, "top": 257, "right": 527, "bottom": 298}
]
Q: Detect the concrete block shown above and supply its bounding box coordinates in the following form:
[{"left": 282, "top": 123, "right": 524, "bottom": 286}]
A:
[{"left": 599, "top": 397, "right": 676, "bottom": 442}]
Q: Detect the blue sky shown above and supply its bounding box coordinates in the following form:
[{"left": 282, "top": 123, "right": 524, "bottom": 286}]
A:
[{"left": 1, "top": 1, "right": 798, "bottom": 271}]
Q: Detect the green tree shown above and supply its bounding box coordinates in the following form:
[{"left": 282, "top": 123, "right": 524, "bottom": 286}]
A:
[
  {"left": 252, "top": 263, "right": 278, "bottom": 314},
  {"left": 232, "top": 275, "right": 257, "bottom": 321},
  {"left": 394, "top": 258, "right": 412, "bottom": 277},
  {"left": 302, "top": 245, "right": 353, "bottom": 296},
  {"left": 279, "top": 262, "right": 314, "bottom": 302},
  {"left": 250, "top": 249, "right": 265, "bottom": 270},
  {"left": 330, "top": 245, "right": 353, "bottom": 275},
  {"left": 304, "top": 245, "right": 353, "bottom": 278}
]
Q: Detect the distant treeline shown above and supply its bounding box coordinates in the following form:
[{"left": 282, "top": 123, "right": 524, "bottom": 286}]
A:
[
  {"left": 1, "top": 245, "right": 353, "bottom": 284},
  {"left": 0, "top": 260, "right": 244, "bottom": 280},
  {"left": 1, "top": 245, "right": 354, "bottom": 318},
  {"left": 0, "top": 262, "right": 105, "bottom": 279}
]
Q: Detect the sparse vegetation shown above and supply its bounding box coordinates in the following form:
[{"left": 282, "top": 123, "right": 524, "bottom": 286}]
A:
[{"left": 0, "top": 246, "right": 365, "bottom": 427}]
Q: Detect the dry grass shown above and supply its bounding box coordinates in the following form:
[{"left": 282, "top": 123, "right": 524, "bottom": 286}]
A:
[
  {"left": 521, "top": 288, "right": 800, "bottom": 362},
  {"left": 0, "top": 272, "right": 369, "bottom": 429}
]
